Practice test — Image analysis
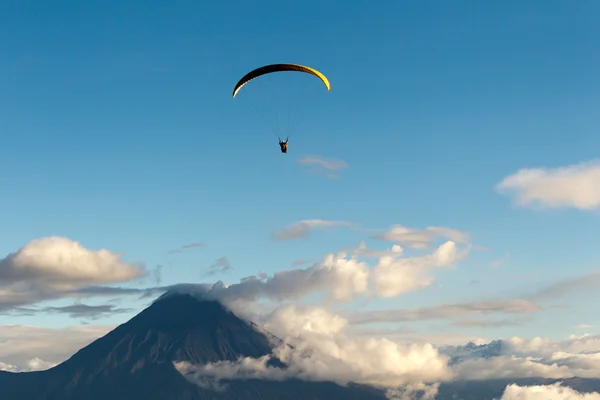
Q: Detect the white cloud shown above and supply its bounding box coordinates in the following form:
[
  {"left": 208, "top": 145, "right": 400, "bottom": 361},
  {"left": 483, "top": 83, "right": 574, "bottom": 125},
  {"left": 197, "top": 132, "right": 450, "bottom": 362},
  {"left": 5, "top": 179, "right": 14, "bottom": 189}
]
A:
[
  {"left": 500, "top": 383, "right": 600, "bottom": 400},
  {"left": 385, "top": 383, "right": 440, "bottom": 400},
  {"left": 176, "top": 305, "right": 452, "bottom": 392},
  {"left": 272, "top": 219, "right": 355, "bottom": 240},
  {"left": 452, "top": 334, "right": 600, "bottom": 381},
  {"left": 345, "top": 241, "right": 405, "bottom": 258},
  {"left": 0, "top": 324, "right": 112, "bottom": 369},
  {"left": 297, "top": 155, "right": 349, "bottom": 178},
  {"left": 164, "top": 239, "right": 467, "bottom": 307},
  {"left": 0, "top": 237, "right": 145, "bottom": 310},
  {"left": 178, "top": 300, "right": 600, "bottom": 393},
  {"left": 495, "top": 160, "right": 600, "bottom": 210},
  {"left": 207, "top": 250, "right": 371, "bottom": 304},
  {"left": 374, "top": 225, "right": 470, "bottom": 249},
  {"left": 371, "top": 241, "right": 466, "bottom": 297}
]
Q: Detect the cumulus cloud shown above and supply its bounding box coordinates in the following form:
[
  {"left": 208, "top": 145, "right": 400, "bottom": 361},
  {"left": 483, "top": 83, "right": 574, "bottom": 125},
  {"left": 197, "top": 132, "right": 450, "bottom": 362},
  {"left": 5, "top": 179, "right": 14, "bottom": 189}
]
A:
[
  {"left": 272, "top": 219, "right": 355, "bottom": 240},
  {"left": 176, "top": 305, "right": 452, "bottom": 392},
  {"left": 0, "top": 237, "right": 145, "bottom": 310},
  {"left": 205, "top": 257, "right": 232, "bottom": 277},
  {"left": 297, "top": 155, "right": 349, "bottom": 178},
  {"left": 198, "top": 251, "right": 371, "bottom": 304},
  {"left": 370, "top": 241, "right": 466, "bottom": 297},
  {"left": 161, "top": 239, "right": 466, "bottom": 307},
  {"left": 168, "top": 242, "right": 204, "bottom": 254},
  {"left": 495, "top": 159, "right": 600, "bottom": 210},
  {"left": 345, "top": 241, "right": 404, "bottom": 258},
  {"left": 374, "top": 225, "right": 470, "bottom": 249},
  {"left": 500, "top": 383, "right": 600, "bottom": 400},
  {"left": 0, "top": 324, "right": 112, "bottom": 369}
]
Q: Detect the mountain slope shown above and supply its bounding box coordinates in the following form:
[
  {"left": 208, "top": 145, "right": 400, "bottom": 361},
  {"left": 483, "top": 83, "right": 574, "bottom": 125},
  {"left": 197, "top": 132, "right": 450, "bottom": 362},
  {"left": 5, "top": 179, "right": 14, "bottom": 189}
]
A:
[{"left": 0, "top": 294, "right": 387, "bottom": 400}]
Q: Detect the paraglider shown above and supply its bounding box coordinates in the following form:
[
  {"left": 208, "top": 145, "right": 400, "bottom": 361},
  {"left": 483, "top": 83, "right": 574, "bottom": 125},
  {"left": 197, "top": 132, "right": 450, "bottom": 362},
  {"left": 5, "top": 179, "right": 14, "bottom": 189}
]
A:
[
  {"left": 232, "top": 63, "right": 330, "bottom": 153},
  {"left": 278, "top": 137, "right": 288, "bottom": 153}
]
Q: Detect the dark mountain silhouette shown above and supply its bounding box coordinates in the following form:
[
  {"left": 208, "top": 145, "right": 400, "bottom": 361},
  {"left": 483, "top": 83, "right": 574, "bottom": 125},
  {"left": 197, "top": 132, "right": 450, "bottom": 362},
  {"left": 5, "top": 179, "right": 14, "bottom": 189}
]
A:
[
  {"left": 0, "top": 293, "right": 387, "bottom": 400},
  {"left": 2, "top": 293, "right": 600, "bottom": 399}
]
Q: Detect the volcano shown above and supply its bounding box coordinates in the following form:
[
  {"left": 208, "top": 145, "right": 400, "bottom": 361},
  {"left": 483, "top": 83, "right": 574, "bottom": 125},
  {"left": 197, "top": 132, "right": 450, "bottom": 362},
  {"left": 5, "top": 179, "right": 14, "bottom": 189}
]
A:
[{"left": 0, "top": 293, "right": 387, "bottom": 400}]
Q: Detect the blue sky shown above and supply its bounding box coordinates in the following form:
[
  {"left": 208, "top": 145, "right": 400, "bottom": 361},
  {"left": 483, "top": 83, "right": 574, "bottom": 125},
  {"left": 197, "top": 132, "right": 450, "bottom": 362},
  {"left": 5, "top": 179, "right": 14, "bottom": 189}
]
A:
[{"left": 0, "top": 0, "right": 599, "bottom": 347}]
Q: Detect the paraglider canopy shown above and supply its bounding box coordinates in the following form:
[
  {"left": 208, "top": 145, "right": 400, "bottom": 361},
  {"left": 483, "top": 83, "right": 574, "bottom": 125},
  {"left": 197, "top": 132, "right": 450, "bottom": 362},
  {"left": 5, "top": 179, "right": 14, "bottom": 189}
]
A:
[
  {"left": 232, "top": 64, "right": 331, "bottom": 98},
  {"left": 231, "top": 63, "right": 331, "bottom": 153}
]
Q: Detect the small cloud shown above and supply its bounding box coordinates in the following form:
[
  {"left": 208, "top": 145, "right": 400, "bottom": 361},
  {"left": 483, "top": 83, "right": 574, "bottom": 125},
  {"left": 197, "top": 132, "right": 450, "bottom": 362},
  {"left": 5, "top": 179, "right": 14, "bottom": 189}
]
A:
[
  {"left": 575, "top": 324, "right": 594, "bottom": 330},
  {"left": 495, "top": 159, "right": 600, "bottom": 210},
  {"left": 374, "top": 225, "right": 470, "bottom": 249},
  {"left": 343, "top": 241, "right": 404, "bottom": 259},
  {"left": 206, "top": 257, "right": 232, "bottom": 277},
  {"left": 154, "top": 264, "right": 164, "bottom": 285},
  {"left": 42, "top": 303, "right": 133, "bottom": 320},
  {"left": 490, "top": 252, "right": 510, "bottom": 268},
  {"left": 532, "top": 270, "right": 600, "bottom": 300},
  {"left": 297, "top": 155, "right": 349, "bottom": 178},
  {"left": 168, "top": 242, "right": 204, "bottom": 254},
  {"left": 291, "top": 259, "right": 310, "bottom": 267},
  {"left": 272, "top": 219, "right": 355, "bottom": 241},
  {"left": 453, "top": 318, "right": 526, "bottom": 328},
  {"left": 469, "top": 280, "right": 481, "bottom": 285}
]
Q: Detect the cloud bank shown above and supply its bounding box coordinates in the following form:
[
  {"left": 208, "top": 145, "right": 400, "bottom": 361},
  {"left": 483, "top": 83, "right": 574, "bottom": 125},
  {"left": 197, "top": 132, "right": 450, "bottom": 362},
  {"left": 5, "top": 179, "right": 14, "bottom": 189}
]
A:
[
  {"left": 0, "top": 237, "right": 145, "bottom": 311},
  {"left": 495, "top": 160, "right": 600, "bottom": 210}
]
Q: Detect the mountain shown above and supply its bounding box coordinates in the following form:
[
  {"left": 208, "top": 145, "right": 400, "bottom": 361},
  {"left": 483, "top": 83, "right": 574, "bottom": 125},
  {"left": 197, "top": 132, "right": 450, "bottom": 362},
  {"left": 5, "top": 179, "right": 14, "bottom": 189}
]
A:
[
  {"left": 2, "top": 294, "right": 600, "bottom": 399},
  {"left": 436, "top": 377, "right": 600, "bottom": 400},
  {"left": 0, "top": 293, "right": 387, "bottom": 400},
  {"left": 439, "top": 340, "right": 505, "bottom": 365}
]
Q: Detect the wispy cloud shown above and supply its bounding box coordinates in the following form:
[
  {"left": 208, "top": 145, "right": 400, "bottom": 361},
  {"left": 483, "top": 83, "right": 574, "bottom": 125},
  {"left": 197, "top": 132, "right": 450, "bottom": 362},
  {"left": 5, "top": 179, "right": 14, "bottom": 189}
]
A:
[
  {"left": 168, "top": 242, "right": 204, "bottom": 254},
  {"left": 206, "top": 257, "right": 232, "bottom": 277},
  {"left": 374, "top": 225, "right": 470, "bottom": 249},
  {"left": 297, "top": 155, "right": 349, "bottom": 178},
  {"left": 531, "top": 270, "right": 600, "bottom": 300},
  {"left": 291, "top": 259, "right": 310, "bottom": 267},
  {"left": 452, "top": 318, "right": 527, "bottom": 328},
  {"left": 0, "top": 324, "right": 113, "bottom": 370},
  {"left": 272, "top": 219, "right": 355, "bottom": 241},
  {"left": 42, "top": 303, "right": 133, "bottom": 320},
  {"left": 495, "top": 159, "right": 600, "bottom": 210},
  {"left": 490, "top": 252, "right": 510, "bottom": 268},
  {"left": 342, "top": 299, "right": 540, "bottom": 325}
]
